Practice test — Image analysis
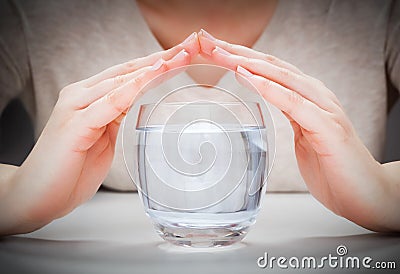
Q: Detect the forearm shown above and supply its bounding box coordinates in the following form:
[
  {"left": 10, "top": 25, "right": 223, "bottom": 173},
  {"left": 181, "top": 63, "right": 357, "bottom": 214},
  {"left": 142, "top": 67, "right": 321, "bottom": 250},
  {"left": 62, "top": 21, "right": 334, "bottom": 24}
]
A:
[
  {"left": 0, "top": 164, "right": 32, "bottom": 235},
  {"left": 0, "top": 162, "right": 50, "bottom": 235},
  {"left": 0, "top": 164, "right": 18, "bottom": 198},
  {"left": 382, "top": 161, "right": 400, "bottom": 187}
]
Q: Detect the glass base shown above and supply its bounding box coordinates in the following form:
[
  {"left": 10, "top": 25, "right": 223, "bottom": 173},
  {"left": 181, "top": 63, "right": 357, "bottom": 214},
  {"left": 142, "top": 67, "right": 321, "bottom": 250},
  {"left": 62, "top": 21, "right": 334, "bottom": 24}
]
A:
[{"left": 154, "top": 222, "right": 252, "bottom": 248}]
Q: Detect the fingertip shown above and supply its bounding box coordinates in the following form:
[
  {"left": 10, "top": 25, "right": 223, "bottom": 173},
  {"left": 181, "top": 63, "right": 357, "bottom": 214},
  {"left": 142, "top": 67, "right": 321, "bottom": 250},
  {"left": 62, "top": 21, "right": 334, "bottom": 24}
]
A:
[
  {"left": 235, "top": 69, "right": 257, "bottom": 94},
  {"left": 198, "top": 29, "right": 216, "bottom": 41},
  {"left": 150, "top": 58, "right": 165, "bottom": 71},
  {"left": 181, "top": 32, "right": 200, "bottom": 58},
  {"left": 171, "top": 49, "right": 188, "bottom": 61},
  {"left": 193, "top": 32, "right": 201, "bottom": 54},
  {"left": 182, "top": 32, "right": 196, "bottom": 44},
  {"left": 182, "top": 49, "right": 191, "bottom": 62},
  {"left": 167, "top": 49, "right": 191, "bottom": 69},
  {"left": 236, "top": 65, "right": 253, "bottom": 78},
  {"left": 199, "top": 35, "right": 215, "bottom": 56},
  {"left": 214, "top": 46, "right": 231, "bottom": 56},
  {"left": 185, "top": 32, "right": 201, "bottom": 57}
]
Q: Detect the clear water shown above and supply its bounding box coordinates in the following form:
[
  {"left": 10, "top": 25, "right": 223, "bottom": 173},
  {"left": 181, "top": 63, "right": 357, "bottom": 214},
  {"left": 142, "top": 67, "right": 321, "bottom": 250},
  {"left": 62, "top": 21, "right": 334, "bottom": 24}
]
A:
[{"left": 136, "top": 123, "right": 267, "bottom": 246}]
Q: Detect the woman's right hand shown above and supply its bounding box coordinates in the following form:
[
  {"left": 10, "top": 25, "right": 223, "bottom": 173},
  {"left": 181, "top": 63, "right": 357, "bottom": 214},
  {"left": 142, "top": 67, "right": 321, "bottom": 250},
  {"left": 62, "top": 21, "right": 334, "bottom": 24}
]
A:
[{"left": 0, "top": 33, "right": 200, "bottom": 235}]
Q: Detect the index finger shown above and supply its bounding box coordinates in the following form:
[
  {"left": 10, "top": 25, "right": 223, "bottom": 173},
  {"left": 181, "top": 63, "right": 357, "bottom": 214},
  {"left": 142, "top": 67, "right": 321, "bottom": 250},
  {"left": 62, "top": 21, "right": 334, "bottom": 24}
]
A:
[{"left": 198, "top": 29, "right": 304, "bottom": 75}]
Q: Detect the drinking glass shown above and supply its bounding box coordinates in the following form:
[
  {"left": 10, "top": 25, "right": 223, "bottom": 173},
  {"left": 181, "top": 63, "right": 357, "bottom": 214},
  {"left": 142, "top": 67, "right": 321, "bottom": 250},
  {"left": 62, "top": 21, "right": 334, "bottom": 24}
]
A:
[{"left": 122, "top": 65, "right": 275, "bottom": 247}]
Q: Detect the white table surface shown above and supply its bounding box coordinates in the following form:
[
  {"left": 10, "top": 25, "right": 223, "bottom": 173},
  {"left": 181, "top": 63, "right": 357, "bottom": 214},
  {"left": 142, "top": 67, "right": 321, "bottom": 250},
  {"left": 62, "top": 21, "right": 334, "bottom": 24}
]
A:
[{"left": 1, "top": 191, "right": 399, "bottom": 274}]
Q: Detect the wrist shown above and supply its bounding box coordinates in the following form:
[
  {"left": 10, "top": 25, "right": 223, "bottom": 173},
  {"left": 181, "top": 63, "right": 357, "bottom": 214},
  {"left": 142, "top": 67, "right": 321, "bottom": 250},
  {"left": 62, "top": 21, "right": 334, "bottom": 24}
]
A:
[
  {"left": 0, "top": 164, "right": 50, "bottom": 235},
  {"left": 341, "top": 160, "right": 400, "bottom": 232}
]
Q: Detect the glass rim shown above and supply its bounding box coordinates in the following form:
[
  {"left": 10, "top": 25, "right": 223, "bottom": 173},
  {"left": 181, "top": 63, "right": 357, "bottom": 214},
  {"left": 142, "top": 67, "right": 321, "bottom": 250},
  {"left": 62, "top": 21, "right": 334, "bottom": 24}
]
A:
[
  {"left": 138, "top": 101, "right": 262, "bottom": 108},
  {"left": 136, "top": 100, "right": 265, "bottom": 130}
]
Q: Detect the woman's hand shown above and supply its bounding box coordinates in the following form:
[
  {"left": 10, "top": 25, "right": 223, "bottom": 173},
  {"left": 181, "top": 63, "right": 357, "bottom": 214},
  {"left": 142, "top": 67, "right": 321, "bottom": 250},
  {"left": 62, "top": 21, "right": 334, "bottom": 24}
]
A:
[
  {"left": 0, "top": 33, "right": 200, "bottom": 235},
  {"left": 198, "top": 30, "right": 400, "bottom": 232}
]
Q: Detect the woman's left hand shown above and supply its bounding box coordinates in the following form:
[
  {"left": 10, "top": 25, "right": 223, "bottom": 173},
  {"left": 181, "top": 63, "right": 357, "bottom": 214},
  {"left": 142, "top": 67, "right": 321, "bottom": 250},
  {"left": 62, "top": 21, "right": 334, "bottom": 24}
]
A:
[{"left": 197, "top": 30, "right": 400, "bottom": 232}]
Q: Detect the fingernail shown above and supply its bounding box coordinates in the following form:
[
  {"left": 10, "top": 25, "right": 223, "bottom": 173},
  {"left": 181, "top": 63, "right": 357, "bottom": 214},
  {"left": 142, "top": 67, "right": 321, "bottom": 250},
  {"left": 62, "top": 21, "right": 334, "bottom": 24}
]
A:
[
  {"left": 171, "top": 49, "right": 188, "bottom": 61},
  {"left": 200, "top": 29, "right": 216, "bottom": 41},
  {"left": 214, "top": 46, "right": 231, "bottom": 56},
  {"left": 150, "top": 58, "right": 165, "bottom": 71},
  {"left": 182, "top": 32, "right": 196, "bottom": 44},
  {"left": 237, "top": 65, "right": 253, "bottom": 77}
]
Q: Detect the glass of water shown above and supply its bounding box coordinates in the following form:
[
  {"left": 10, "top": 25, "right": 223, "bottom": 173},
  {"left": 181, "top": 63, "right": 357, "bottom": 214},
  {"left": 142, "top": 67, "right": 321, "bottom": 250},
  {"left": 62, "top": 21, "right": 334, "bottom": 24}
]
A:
[{"left": 123, "top": 65, "right": 275, "bottom": 247}]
